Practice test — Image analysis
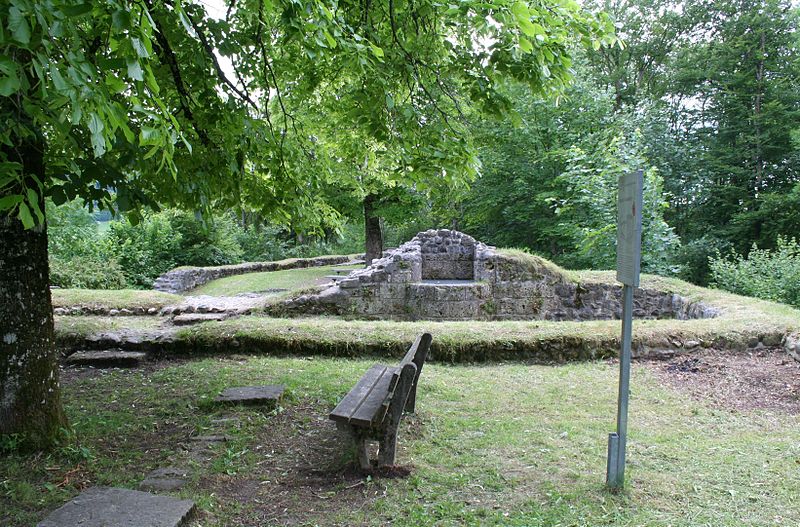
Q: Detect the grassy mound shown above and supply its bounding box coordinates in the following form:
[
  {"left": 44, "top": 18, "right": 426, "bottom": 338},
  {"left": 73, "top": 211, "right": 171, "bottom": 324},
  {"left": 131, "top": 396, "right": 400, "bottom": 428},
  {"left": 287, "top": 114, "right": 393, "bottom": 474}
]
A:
[{"left": 55, "top": 272, "right": 799, "bottom": 363}]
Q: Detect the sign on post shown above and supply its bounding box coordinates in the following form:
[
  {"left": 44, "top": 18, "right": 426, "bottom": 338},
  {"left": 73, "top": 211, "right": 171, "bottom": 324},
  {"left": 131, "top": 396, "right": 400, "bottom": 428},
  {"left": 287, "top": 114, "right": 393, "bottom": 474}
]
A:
[
  {"left": 616, "top": 171, "right": 643, "bottom": 287},
  {"left": 606, "top": 170, "right": 643, "bottom": 490}
]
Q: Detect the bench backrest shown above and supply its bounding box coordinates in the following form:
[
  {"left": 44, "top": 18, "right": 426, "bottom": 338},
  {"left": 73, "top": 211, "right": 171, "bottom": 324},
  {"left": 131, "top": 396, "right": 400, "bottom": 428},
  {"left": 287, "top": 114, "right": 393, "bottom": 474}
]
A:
[{"left": 391, "top": 333, "right": 432, "bottom": 413}]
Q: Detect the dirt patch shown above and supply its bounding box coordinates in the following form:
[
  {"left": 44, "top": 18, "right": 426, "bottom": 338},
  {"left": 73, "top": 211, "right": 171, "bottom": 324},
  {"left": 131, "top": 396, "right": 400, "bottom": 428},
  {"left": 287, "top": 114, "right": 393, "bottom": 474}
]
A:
[
  {"left": 644, "top": 348, "right": 800, "bottom": 414},
  {"left": 189, "top": 400, "right": 416, "bottom": 526}
]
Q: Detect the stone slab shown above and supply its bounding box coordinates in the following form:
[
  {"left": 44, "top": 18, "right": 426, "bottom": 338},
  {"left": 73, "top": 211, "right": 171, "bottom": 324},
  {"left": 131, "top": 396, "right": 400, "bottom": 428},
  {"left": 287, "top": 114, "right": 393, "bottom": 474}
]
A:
[
  {"left": 139, "top": 467, "right": 191, "bottom": 492},
  {"left": 214, "top": 385, "right": 285, "bottom": 407},
  {"left": 65, "top": 350, "right": 146, "bottom": 367},
  {"left": 172, "top": 313, "right": 227, "bottom": 325},
  {"left": 37, "top": 486, "right": 195, "bottom": 527}
]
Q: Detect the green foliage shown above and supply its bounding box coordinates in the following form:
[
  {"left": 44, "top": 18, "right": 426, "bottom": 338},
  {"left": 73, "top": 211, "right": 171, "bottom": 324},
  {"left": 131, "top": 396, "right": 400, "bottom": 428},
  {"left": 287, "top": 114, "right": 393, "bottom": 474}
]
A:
[
  {"left": 106, "top": 210, "right": 246, "bottom": 288},
  {"left": 709, "top": 237, "right": 800, "bottom": 308},
  {"left": 46, "top": 199, "right": 127, "bottom": 289},
  {"left": 554, "top": 132, "right": 681, "bottom": 274},
  {"left": 463, "top": 80, "right": 680, "bottom": 274}
]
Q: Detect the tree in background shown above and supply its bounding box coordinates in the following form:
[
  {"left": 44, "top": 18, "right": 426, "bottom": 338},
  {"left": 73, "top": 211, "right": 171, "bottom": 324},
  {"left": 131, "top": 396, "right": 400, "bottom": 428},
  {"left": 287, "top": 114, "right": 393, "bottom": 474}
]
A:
[{"left": 1, "top": 0, "right": 615, "bottom": 447}]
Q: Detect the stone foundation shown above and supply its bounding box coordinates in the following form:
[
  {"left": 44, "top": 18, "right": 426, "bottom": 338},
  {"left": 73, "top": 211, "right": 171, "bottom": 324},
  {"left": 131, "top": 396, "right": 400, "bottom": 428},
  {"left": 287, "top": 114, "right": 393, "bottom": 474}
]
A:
[{"left": 269, "top": 230, "right": 720, "bottom": 321}]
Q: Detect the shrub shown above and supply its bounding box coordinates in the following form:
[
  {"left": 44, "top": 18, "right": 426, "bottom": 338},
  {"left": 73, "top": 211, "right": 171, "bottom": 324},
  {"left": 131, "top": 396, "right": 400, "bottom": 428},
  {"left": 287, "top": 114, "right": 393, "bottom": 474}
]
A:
[
  {"left": 50, "top": 256, "right": 128, "bottom": 289},
  {"left": 709, "top": 237, "right": 800, "bottom": 308}
]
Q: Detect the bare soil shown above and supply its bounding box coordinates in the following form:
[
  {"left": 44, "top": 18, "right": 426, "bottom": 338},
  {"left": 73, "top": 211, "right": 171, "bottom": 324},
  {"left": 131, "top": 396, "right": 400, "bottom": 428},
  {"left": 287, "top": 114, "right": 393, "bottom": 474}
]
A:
[
  {"left": 644, "top": 348, "right": 800, "bottom": 414},
  {"left": 190, "top": 400, "right": 415, "bottom": 526}
]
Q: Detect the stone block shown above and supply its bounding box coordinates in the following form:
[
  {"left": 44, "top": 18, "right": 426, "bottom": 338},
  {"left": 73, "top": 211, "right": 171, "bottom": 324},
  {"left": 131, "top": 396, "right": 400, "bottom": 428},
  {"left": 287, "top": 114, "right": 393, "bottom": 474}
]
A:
[
  {"left": 37, "top": 487, "right": 195, "bottom": 527},
  {"left": 214, "top": 385, "right": 285, "bottom": 407}
]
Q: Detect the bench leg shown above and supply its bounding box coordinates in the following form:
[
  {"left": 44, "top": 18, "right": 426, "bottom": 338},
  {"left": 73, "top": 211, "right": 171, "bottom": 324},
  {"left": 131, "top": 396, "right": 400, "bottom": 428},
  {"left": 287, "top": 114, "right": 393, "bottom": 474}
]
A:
[
  {"left": 378, "top": 425, "right": 398, "bottom": 467},
  {"left": 355, "top": 436, "right": 371, "bottom": 470}
]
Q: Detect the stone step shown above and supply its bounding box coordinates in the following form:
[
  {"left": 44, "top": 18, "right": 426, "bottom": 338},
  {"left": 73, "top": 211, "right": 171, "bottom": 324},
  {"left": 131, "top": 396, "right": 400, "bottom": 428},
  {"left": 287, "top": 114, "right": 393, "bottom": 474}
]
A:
[
  {"left": 214, "top": 385, "right": 285, "bottom": 408},
  {"left": 65, "top": 350, "right": 147, "bottom": 368},
  {"left": 37, "top": 487, "right": 195, "bottom": 527},
  {"left": 172, "top": 313, "right": 228, "bottom": 325}
]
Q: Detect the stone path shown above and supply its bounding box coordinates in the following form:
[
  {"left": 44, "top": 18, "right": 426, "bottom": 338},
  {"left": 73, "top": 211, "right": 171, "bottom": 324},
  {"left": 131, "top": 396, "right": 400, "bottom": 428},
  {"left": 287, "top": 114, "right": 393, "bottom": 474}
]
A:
[
  {"left": 139, "top": 467, "right": 192, "bottom": 492},
  {"left": 39, "top": 384, "right": 286, "bottom": 525},
  {"left": 37, "top": 487, "right": 195, "bottom": 527},
  {"left": 161, "top": 294, "right": 276, "bottom": 316}
]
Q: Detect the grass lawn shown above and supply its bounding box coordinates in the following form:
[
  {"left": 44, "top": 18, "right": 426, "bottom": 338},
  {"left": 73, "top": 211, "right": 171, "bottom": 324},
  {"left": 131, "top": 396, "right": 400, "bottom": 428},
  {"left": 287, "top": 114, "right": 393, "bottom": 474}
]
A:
[
  {"left": 190, "top": 264, "right": 363, "bottom": 296},
  {"left": 2, "top": 355, "right": 798, "bottom": 526}
]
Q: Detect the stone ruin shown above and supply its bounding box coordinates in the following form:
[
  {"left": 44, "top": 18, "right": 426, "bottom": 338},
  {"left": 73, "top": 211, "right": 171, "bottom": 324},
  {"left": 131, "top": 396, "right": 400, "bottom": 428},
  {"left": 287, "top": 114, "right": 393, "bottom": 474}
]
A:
[{"left": 272, "top": 229, "right": 720, "bottom": 321}]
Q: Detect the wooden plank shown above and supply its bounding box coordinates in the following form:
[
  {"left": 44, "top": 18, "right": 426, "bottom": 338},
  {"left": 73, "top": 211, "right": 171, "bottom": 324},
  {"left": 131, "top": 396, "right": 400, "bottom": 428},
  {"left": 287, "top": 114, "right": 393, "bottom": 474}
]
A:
[
  {"left": 348, "top": 367, "right": 397, "bottom": 427},
  {"left": 329, "top": 364, "right": 390, "bottom": 425}
]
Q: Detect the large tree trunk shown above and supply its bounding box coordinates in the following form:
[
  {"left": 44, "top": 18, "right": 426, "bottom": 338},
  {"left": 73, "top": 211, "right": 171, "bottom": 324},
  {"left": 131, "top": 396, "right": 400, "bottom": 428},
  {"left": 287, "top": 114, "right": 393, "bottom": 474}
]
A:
[
  {"left": 364, "top": 194, "right": 383, "bottom": 265},
  {"left": 0, "top": 137, "right": 66, "bottom": 448}
]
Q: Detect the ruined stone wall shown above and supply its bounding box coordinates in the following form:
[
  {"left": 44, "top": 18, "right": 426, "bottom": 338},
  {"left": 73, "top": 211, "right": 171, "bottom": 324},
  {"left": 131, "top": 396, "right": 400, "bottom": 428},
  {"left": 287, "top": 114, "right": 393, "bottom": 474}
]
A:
[
  {"left": 153, "top": 255, "right": 353, "bottom": 294},
  {"left": 418, "top": 230, "right": 476, "bottom": 280},
  {"left": 269, "top": 229, "right": 720, "bottom": 322}
]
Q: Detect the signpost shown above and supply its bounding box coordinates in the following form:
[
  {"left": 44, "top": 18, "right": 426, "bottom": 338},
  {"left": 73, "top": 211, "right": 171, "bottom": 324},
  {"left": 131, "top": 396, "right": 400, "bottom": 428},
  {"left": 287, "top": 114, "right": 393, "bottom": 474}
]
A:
[{"left": 606, "top": 170, "right": 643, "bottom": 490}]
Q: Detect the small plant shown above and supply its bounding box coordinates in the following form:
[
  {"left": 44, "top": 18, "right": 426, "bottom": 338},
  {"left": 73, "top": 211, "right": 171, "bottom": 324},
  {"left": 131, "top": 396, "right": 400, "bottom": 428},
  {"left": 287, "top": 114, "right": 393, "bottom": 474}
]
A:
[{"left": 709, "top": 236, "right": 800, "bottom": 308}]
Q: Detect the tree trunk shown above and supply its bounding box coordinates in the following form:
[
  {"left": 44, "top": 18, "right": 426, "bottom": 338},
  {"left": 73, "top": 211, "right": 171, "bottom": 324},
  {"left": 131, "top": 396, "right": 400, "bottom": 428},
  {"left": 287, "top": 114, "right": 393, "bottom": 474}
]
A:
[
  {"left": 0, "top": 137, "right": 66, "bottom": 449},
  {"left": 364, "top": 194, "right": 383, "bottom": 265}
]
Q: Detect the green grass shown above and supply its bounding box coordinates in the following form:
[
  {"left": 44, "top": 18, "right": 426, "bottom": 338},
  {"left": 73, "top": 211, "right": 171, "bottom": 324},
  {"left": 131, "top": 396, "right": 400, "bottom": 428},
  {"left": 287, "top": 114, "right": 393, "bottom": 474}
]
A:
[
  {"left": 2, "top": 357, "right": 797, "bottom": 526},
  {"left": 190, "top": 264, "right": 362, "bottom": 296},
  {"left": 52, "top": 289, "right": 182, "bottom": 311}
]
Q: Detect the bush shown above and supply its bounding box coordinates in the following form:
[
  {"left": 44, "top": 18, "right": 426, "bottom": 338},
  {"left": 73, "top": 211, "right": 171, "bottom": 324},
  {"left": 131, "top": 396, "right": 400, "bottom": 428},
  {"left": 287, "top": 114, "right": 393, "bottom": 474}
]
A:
[
  {"left": 50, "top": 256, "right": 128, "bottom": 289},
  {"left": 709, "top": 237, "right": 800, "bottom": 308}
]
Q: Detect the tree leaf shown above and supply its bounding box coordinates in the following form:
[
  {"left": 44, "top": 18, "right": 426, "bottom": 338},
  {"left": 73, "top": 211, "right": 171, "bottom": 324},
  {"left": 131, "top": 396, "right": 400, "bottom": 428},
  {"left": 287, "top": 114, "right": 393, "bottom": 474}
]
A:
[
  {"left": 0, "top": 72, "right": 20, "bottom": 96},
  {"left": 18, "top": 202, "right": 34, "bottom": 228},
  {"left": 8, "top": 6, "right": 31, "bottom": 45},
  {"left": 0, "top": 194, "right": 23, "bottom": 211},
  {"left": 61, "top": 3, "right": 93, "bottom": 17},
  {"left": 519, "top": 36, "right": 533, "bottom": 53},
  {"left": 370, "top": 43, "right": 385, "bottom": 60},
  {"left": 131, "top": 38, "right": 149, "bottom": 58},
  {"left": 127, "top": 59, "right": 144, "bottom": 81}
]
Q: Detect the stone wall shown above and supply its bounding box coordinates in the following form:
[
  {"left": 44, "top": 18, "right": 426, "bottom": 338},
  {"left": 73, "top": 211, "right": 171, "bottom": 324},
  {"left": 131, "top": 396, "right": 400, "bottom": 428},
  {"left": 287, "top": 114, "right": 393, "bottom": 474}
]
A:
[
  {"left": 269, "top": 229, "right": 720, "bottom": 321},
  {"left": 153, "top": 255, "right": 354, "bottom": 294},
  {"left": 418, "top": 230, "right": 476, "bottom": 280}
]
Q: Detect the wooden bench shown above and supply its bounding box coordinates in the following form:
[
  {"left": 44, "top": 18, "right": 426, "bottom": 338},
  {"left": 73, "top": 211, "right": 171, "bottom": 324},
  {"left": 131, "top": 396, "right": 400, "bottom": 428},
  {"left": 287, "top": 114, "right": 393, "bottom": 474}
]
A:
[{"left": 329, "top": 333, "right": 433, "bottom": 469}]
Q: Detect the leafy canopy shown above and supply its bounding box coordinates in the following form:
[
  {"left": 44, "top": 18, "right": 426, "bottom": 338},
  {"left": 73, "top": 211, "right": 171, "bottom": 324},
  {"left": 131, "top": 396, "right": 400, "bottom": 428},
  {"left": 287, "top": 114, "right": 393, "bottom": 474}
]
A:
[{"left": 1, "top": 0, "right": 617, "bottom": 229}]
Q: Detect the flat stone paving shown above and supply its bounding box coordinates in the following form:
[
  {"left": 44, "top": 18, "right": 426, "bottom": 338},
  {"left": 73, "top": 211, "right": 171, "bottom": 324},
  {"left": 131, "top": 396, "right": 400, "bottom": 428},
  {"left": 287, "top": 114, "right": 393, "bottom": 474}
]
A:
[
  {"left": 65, "top": 350, "right": 147, "bottom": 367},
  {"left": 214, "top": 385, "right": 285, "bottom": 407},
  {"left": 37, "top": 487, "right": 195, "bottom": 527}
]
